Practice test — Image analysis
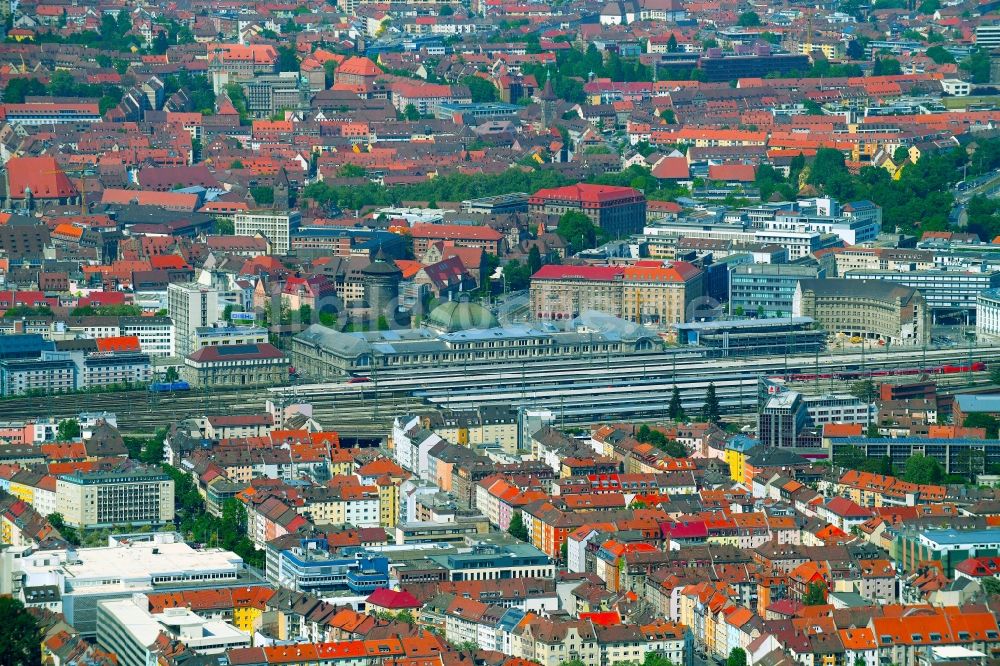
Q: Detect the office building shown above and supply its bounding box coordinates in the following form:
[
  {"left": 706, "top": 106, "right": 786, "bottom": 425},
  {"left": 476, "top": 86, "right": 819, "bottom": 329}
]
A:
[
  {"left": 894, "top": 527, "right": 1000, "bottom": 576},
  {"left": 194, "top": 324, "right": 269, "bottom": 351},
  {"left": 0, "top": 353, "right": 76, "bottom": 397},
  {"left": 81, "top": 351, "right": 153, "bottom": 389},
  {"left": 977, "top": 24, "right": 1000, "bottom": 49},
  {"left": 234, "top": 210, "right": 300, "bottom": 255},
  {"left": 4, "top": 533, "right": 245, "bottom": 636},
  {"left": 794, "top": 279, "right": 930, "bottom": 346},
  {"left": 97, "top": 595, "right": 250, "bottom": 666},
  {"left": 427, "top": 542, "right": 554, "bottom": 581},
  {"left": 182, "top": 343, "right": 289, "bottom": 388},
  {"left": 829, "top": 437, "right": 1000, "bottom": 477},
  {"left": 461, "top": 193, "right": 530, "bottom": 215},
  {"left": 265, "top": 538, "right": 390, "bottom": 594},
  {"left": 56, "top": 466, "right": 175, "bottom": 530},
  {"left": 758, "top": 391, "right": 809, "bottom": 447},
  {"left": 167, "top": 283, "right": 221, "bottom": 357},
  {"left": 410, "top": 223, "right": 506, "bottom": 256},
  {"left": 674, "top": 317, "right": 826, "bottom": 357},
  {"left": 242, "top": 73, "right": 307, "bottom": 116},
  {"left": 529, "top": 261, "right": 702, "bottom": 325},
  {"left": 803, "top": 394, "right": 873, "bottom": 427},
  {"left": 208, "top": 43, "right": 279, "bottom": 93},
  {"left": 697, "top": 47, "right": 811, "bottom": 81},
  {"left": 832, "top": 248, "right": 935, "bottom": 276},
  {"left": 977, "top": 289, "right": 1000, "bottom": 341},
  {"left": 529, "top": 184, "right": 647, "bottom": 238},
  {"left": 844, "top": 269, "right": 1000, "bottom": 322},
  {"left": 729, "top": 264, "right": 820, "bottom": 318},
  {"left": 119, "top": 317, "right": 175, "bottom": 357}
]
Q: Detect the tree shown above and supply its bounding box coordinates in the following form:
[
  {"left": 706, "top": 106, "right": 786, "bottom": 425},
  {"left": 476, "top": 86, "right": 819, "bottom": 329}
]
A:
[
  {"left": 701, "top": 383, "right": 720, "bottom": 423},
  {"left": 803, "top": 581, "right": 827, "bottom": 606},
  {"left": 502, "top": 260, "right": 532, "bottom": 291},
  {"left": 727, "top": 647, "right": 748, "bottom": 666},
  {"left": 803, "top": 99, "right": 824, "bottom": 115},
  {"left": 893, "top": 145, "right": 911, "bottom": 163},
  {"left": 846, "top": 39, "right": 866, "bottom": 60},
  {"left": 57, "top": 419, "right": 81, "bottom": 440},
  {"left": 642, "top": 652, "right": 676, "bottom": 666},
  {"left": 668, "top": 386, "right": 685, "bottom": 421},
  {"left": 873, "top": 57, "right": 902, "bottom": 76},
  {"left": 961, "top": 49, "right": 992, "bottom": 84},
  {"left": 461, "top": 76, "right": 499, "bottom": 103},
  {"left": 404, "top": 103, "right": 421, "bottom": 121},
  {"left": 508, "top": 512, "right": 528, "bottom": 541},
  {"left": 250, "top": 186, "right": 275, "bottom": 206},
  {"left": 918, "top": 0, "right": 940, "bottom": 13},
  {"left": 47, "top": 512, "right": 79, "bottom": 545},
  {"left": 527, "top": 245, "right": 542, "bottom": 274},
  {"left": 663, "top": 440, "right": 687, "bottom": 457},
  {"left": 902, "top": 454, "right": 945, "bottom": 485},
  {"left": 737, "top": 11, "right": 761, "bottom": 26},
  {"left": 925, "top": 45, "right": 955, "bottom": 65},
  {"left": 439, "top": 4, "right": 454, "bottom": 15},
  {"left": 983, "top": 577, "right": 1000, "bottom": 596},
  {"left": 954, "top": 447, "right": 986, "bottom": 482},
  {"left": 666, "top": 34, "right": 678, "bottom": 52},
  {"left": 276, "top": 45, "right": 300, "bottom": 72},
  {"left": 217, "top": 219, "right": 235, "bottom": 235},
  {"left": 965, "top": 413, "right": 1000, "bottom": 439},
  {"left": 849, "top": 379, "right": 878, "bottom": 403},
  {"left": 3, "top": 78, "right": 47, "bottom": 104},
  {"left": 0, "top": 597, "right": 41, "bottom": 665},
  {"left": 560, "top": 539, "right": 568, "bottom": 561},
  {"left": 556, "top": 211, "right": 602, "bottom": 251}
]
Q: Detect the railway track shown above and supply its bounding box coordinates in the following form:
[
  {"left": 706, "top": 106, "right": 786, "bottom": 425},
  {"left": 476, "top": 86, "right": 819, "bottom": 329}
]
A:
[{"left": 2, "top": 344, "right": 997, "bottom": 435}]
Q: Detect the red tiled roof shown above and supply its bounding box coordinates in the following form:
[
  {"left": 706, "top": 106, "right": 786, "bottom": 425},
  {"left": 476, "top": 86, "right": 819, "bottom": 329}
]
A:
[
  {"left": 95, "top": 336, "right": 141, "bottom": 353},
  {"left": 531, "top": 183, "right": 642, "bottom": 204},
  {"left": 6, "top": 156, "right": 78, "bottom": 199},
  {"left": 410, "top": 223, "right": 504, "bottom": 241},
  {"left": 366, "top": 588, "right": 421, "bottom": 609}
]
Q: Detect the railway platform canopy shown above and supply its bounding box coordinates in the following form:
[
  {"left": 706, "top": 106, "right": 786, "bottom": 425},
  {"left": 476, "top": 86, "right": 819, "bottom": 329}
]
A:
[{"left": 290, "top": 312, "right": 660, "bottom": 377}]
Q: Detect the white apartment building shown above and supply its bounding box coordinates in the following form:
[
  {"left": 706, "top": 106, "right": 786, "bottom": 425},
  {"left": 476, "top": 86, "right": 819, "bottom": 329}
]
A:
[
  {"left": 120, "top": 316, "right": 175, "bottom": 357},
  {"left": 234, "top": 210, "right": 300, "bottom": 255},
  {"left": 978, "top": 288, "right": 1000, "bottom": 341},
  {"left": 2, "top": 533, "right": 244, "bottom": 636},
  {"left": 167, "top": 283, "right": 220, "bottom": 358},
  {"left": 55, "top": 467, "right": 175, "bottom": 529},
  {"left": 97, "top": 595, "right": 250, "bottom": 666}
]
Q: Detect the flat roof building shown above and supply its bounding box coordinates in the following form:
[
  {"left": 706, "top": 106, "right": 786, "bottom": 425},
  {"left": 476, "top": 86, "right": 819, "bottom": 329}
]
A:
[
  {"left": 97, "top": 594, "right": 250, "bottom": 666},
  {"left": 4, "top": 532, "right": 245, "bottom": 636}
]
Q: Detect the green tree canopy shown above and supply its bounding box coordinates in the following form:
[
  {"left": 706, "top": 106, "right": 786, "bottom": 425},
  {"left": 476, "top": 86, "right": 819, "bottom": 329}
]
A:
[
  {"left": 508, "top": 511, "right": 529, "bottom": 541},
  {"left": 701, "top": 383, "right": 720, "bottom": 423},
  {"left": 57, "top": 419, "right": 81, "bottom": 440},
  {"left": 461, "top": 75, "right": 499, "bottom": 103},
  {"left": 902, "top": 454, "right": 945, "bottom": 485},
  {"left": 556, "top": 211, "right": 602, "bottom": 251},
  {"left": 0, "top": 597, "right": 41, "bottom": 665},
  {"left": 803, "top": 581, "right": 827, "bottom": 606},
  {"left": 873, "top": 57, "right": 902, "bottom": 76},
  {"left": 737, "top": 11, "right": 761, "bottom": 26},
  {"left": 925, "top": 45, "right": 955, "bottom": 64},
  {"left": 727, "top": 647, "right": 748, "bottom": 666}
]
